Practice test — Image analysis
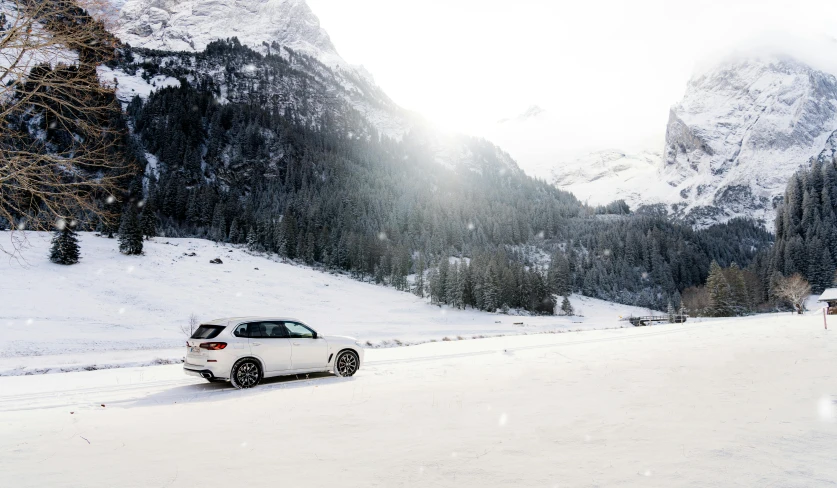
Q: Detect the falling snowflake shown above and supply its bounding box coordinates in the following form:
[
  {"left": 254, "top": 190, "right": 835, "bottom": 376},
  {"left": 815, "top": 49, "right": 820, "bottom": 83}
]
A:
[
  {"left": 378, "top": 232, "right": 388, "bottom": 241},
  {"left": 498, "top": 413, "right": 508, "bottom": 426},
  {"left": 819, "top": 396, "right": 835, "bottom": 422},
  {"left": 55, "top": 219, "right": 67, "bottom": 231},
  {"left": 106, "top": 196, "right": 116, "bottom": 204},
  {"left": 536, "top": 231, "right": 545, "bottom": 239},
  {"left": 467, "top": 223, "right": 475, "bottom": 231},
  {"left": 118, "top": 308, "right": 125, "bottom": 314}
]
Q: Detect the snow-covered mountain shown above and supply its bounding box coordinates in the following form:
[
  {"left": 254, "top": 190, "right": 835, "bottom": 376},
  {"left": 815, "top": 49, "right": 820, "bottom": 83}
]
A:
[
  {"left": 661, "top": 55, "right": 837, "bottom": 226},
  {"left": 103, "top": 0, "right": 519, "bottom": 175},
  {"left": 546, "top": 54, "right": 837, "bottom": 227},
  {"left": 548, "top": 149, "right": 663, "bottom": 206}
]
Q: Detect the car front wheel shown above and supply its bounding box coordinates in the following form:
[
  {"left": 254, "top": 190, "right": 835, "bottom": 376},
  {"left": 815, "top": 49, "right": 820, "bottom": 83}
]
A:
[
  {"left": 334, "top": 351, "right": 359, "bottom": 377},
  {"left": 231, "top": 358, "right": 262, "bottom": 389}
]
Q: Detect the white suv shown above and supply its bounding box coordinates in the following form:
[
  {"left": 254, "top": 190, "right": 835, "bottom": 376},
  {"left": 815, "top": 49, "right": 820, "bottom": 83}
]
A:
[{"left": 183, "top": 317, "right": 364, "bottom": 388}]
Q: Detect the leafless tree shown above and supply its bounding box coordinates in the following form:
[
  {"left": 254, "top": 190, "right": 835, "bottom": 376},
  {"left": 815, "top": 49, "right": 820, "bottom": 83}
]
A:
[
  {"left": 179, "top": 313, "right": 199, "bottom": 337},
  {"left": 775, "top": 274, "right": 811, "bottom": 315},
  {"left": 0, "top": 0, "right": 133, "bottom": 253}
]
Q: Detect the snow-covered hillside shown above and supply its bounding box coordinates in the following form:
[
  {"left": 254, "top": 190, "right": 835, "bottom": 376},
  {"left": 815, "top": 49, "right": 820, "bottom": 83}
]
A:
[{"left": 0, "top": 232, "right": 654, "bottom": 376}]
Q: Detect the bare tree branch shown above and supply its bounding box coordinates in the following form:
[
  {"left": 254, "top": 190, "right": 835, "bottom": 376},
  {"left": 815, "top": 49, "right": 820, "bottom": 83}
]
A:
[{"left": 0, "top": 0, "right": 135, "bottom": 254}]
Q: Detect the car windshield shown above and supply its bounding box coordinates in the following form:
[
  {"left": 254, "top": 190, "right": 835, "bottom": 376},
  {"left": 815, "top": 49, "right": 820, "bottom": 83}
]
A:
[{"left": 190, "top": 325, "right": 225, "bottom": 339}]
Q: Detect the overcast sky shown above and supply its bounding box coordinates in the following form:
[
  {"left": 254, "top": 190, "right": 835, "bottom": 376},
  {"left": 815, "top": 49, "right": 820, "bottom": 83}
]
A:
[{"left": 308, "top": 0, "right": 837, "bottom": 159}]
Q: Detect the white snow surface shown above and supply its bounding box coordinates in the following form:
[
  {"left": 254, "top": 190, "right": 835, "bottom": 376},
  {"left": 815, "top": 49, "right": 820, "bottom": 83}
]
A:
[
  {"left": 97, "top": 65, "right": 180, "bottom": 103},
  {"left": 1, "top": 313, "right": 834, "bottom": 486},
  {"left": 0, "top": 232, "right": 653, "bottom": 376}
]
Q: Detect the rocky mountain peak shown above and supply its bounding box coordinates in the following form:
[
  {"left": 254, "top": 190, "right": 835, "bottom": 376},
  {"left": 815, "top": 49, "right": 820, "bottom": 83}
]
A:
[
  {"left": 113, "top": 0, "right": 342, "bottom": 66},
  {"left": 662, "top": 54, "right": 837, "bottom": 226}
]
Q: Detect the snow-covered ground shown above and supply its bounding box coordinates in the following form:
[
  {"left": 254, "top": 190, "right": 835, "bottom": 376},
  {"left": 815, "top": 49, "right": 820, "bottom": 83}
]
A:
[
  {"left": 0, "top": 313, "right": 834, "bottom": 487},
  {"left": 0, "top": 232, "right": 654, "bottom": 376}
]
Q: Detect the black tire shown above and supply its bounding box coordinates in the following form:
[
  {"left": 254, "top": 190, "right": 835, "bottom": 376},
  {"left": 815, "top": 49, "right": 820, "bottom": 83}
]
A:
[
  {"left": 230, "top": 358, "right": 262, "bottom": 389},
  {"left": 334, "top": 350, "right": 359, "bottom": 377}
]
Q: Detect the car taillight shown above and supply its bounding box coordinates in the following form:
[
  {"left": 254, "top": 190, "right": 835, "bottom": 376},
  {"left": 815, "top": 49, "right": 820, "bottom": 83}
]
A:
[{"left": 199, "top": 342, "right": 227, "bottom": 350}]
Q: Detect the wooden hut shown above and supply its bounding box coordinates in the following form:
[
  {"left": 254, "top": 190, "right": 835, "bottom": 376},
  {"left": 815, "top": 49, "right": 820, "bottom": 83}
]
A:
[{"left": 818, "top": 288, "right": 837, "bottom": 315}]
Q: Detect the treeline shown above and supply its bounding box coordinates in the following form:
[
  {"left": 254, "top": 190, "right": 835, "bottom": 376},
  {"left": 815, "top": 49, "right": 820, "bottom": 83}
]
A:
[
  {"left": 682, "top": 261, "right": 765, "bottom": 316},
  {"left": 425, "top": 251, "right": 574, "bottom": 314},
  {"left": 767, "top": 157, "right": 837, "bottom": 293},
  {"left": 681, "top": 155, "right": 837, "bottom": 317}
]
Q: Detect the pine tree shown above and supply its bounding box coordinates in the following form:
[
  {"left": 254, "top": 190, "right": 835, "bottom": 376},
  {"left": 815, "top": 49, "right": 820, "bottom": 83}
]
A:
[
  {"left": 560, "top": 296, "right": 574, "bottom": 316},
  {"left": 414, "top": 253, "right": 425, "bottom": 298},
  {"left": 118, "top": 206, "right": 144, "bottom": 255},
  {"left": 49, "top": 220, "right": 80, "bottom": 265},
  {"left": 140, "top": 207, "right": 158, "bottom": 240},
  {"left": 706, "top": 260, "right": 733, "bottom": 317},
  {"left": 228, "top": 218, "right": 240, "bottom": 243}
]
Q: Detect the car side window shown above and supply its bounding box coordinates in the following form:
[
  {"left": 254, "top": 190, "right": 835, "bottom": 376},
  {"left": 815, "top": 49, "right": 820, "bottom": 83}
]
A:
[
  {"left": 233, "top": 323, "right": 252, "bottom": 338},
  {"left": 284, "top": 322, "right": 315, "bottom": 339},
  {"left": 262, "top": 321, "right": 289, "bottom": 338}
]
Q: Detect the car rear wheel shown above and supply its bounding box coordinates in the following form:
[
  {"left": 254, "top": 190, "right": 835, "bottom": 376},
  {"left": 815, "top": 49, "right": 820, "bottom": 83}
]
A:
[
  {"left": 231, "top": 358, "right": 262, "bottom": 389},
  {"left": 334, "top": 351, "right": 359, "bottom": 377}
]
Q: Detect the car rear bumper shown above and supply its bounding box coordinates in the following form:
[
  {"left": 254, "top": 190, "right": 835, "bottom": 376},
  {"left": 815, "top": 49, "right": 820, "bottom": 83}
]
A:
[{"left": 184, "top": 364, "right": 223, "bottom": 380}]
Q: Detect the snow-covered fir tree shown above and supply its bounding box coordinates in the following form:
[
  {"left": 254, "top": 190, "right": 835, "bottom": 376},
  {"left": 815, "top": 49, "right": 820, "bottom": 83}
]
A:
[
  {"left": 560, "top": 296, "right": 574, "bottom": 316},
  {"left": 49, "top": 220, "right": 80, "bottom": 265},
  {"left": 119, "top": 206, "right": 144, "bottom": 255}
]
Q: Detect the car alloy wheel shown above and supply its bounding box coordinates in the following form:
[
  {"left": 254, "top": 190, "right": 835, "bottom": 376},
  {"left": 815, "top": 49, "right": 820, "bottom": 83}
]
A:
[
  {"left": 335, "top": 351, "right": 358, "bottom": 377},
  {"left": 232, "top": 359, "right": 261, "bottom": 389}
]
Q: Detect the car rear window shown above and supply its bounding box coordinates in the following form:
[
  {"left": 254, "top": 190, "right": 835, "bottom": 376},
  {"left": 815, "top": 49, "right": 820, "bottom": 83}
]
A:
[{"left": 191, "top": 325, "right": 225, "bottom": 339}]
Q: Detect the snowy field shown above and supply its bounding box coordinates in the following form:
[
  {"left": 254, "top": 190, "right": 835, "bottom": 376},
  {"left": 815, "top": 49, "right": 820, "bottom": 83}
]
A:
[
  {"left": 0, "top": 232, "right": 654, "bottom": 375},
  {"left": 0, "top": 312, "right": 834, "bottom": 487}
]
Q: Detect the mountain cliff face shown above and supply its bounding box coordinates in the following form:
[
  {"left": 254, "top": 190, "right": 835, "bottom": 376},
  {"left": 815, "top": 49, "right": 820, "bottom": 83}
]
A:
[
  {"left": 662, "top": 56, "right": 837, "bottom": 227},
  {"left": 114, "top": 0, "right": 339, "bottom": 64}
]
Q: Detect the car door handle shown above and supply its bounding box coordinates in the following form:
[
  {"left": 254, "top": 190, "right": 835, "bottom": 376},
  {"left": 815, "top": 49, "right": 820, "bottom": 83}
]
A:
[
  {"left": 251, "top": 342, "right": 262, "bottom": 346},
  {"left": 293, "top": 342, "right": 301, "bottom": 346}
]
